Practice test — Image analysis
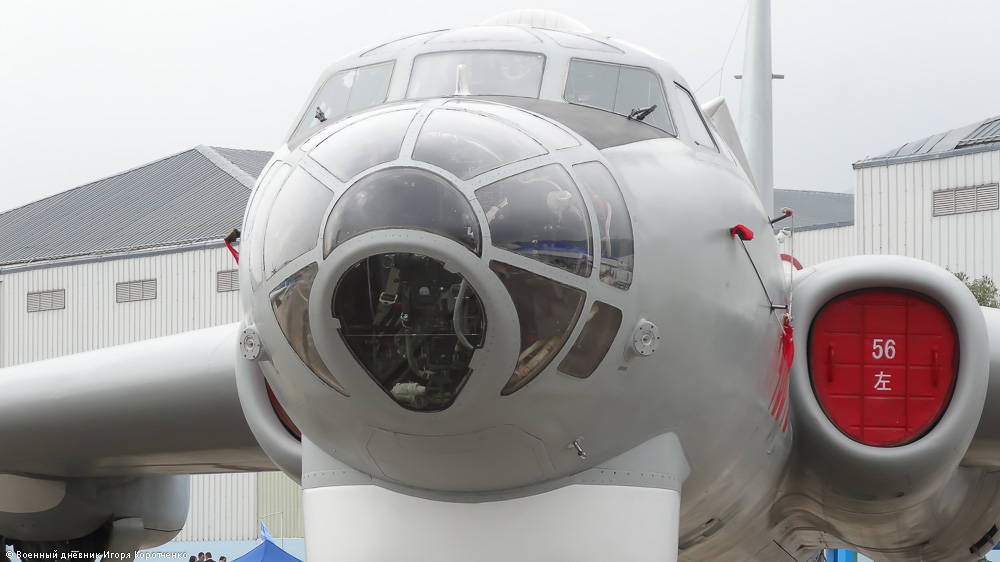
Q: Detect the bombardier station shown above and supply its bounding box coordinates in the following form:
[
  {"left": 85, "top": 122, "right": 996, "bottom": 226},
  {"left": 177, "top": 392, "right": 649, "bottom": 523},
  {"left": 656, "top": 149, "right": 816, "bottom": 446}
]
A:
[{"left": 2, "top": 5, "right": 1000, "bottom": 562}]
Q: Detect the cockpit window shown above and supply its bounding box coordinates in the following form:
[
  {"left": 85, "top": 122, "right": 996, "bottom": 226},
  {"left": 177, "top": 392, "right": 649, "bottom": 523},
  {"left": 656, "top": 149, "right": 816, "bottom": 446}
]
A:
[
  {"left": 427, "top": 26, "right": 540, "bottom": 44},
  {"left": 674, "top": 83, "right": 718, "bottom": 151},
  {"left": 572, "top": 161, "right": 634, "bottom": 289},
  {"left": 310, "top": 109, "right": 417, "bottom": 181},
  {"left": 407, "top": 51, "right": 545, "bottom": 99},
  {"left": 477, "top": 164, "right": 593, "bottom": 277},
  {"left": 292, "top": 61, "right": 394, "bottom": 139},
  {"left": 412, "top": 108, "right": 546, "bottom": 179},
  {"left": 564, "top": 59, "right": 675, "bottom": 134}
]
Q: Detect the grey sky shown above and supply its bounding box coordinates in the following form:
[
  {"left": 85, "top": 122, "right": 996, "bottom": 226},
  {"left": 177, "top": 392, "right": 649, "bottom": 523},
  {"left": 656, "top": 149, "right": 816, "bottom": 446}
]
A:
[{"left": 1, "top": 1, "right": 998, "bottom": 212}]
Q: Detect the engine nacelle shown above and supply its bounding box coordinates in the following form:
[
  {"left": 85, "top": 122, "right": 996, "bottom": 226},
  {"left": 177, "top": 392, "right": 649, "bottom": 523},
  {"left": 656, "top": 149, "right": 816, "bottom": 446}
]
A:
[
  {"left": 788, "top": 256, "right": 988, "bottom": 502},
  {"left": 0, "top": 474, "right": 188, "bottom": 560}
]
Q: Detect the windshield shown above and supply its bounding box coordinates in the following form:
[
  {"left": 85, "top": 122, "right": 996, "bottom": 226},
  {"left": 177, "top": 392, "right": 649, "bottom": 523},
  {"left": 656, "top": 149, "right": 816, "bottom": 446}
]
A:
[
  {"left": 407, "top": 51, "right": 545, "bottom": 99},
  {"left": 292, "top": 61, "right": 394, "bottom": 140}
]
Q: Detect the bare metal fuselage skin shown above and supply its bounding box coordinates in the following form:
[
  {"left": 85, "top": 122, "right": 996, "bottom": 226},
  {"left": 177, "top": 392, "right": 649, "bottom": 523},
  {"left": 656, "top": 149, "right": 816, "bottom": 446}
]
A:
[{"left": 240, "top": 26, "right": 793, "bottom": 560}]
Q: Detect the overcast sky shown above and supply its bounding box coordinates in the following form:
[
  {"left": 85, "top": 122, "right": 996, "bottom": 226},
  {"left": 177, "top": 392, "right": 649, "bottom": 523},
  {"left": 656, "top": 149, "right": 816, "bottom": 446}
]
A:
[{"left": 1, "top": 1, "right": 998, "bottom": 212}]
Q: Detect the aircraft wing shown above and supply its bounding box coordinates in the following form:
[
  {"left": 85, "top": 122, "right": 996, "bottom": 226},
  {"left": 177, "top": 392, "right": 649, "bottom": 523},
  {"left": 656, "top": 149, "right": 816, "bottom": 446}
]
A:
[{"left": 0, "top": 322, "right": 275, "bottom": 478}]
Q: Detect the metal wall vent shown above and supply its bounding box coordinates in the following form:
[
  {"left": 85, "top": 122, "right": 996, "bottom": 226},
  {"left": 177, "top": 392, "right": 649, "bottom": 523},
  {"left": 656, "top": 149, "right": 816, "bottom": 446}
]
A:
[
  {"left": 26, "top": 289, "right": 65, "bottom": 313},
  {"left": 115, "top": 279, "right": 157, "bottom": 303},
  {"left": 217, "top": 269, "right": 239, "bottom": 292},
  {"left": 932, "top": 184, "right": 999, "bottom": 217}
]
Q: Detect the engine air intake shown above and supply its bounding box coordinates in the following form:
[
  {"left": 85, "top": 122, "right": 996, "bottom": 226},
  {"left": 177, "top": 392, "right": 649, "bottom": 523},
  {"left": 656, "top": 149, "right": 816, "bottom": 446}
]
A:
[{"left": 809, "top": 288, "right": 959, "bottom": 447}]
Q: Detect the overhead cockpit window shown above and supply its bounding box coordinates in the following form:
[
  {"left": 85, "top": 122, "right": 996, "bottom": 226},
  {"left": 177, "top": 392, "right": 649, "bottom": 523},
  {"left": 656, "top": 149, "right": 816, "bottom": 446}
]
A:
[
  {"left": 270, "top": 263, "right": 348, "bottom": 396},
  {"left": 407, "top": 51, "right": 545, "bottom": 99},
  {"left": 539, "top": 29, "right": 623, "bottom": 54},
  {"left": 572, "top": 161, "right": 634, "bottom": 289},
  {"left": 264, "top": 168, "right": 334, "bottom": 276},
  {"left": 564, "top": 59, "right": 675, "bottom": 134},
  {"left": 334, "top": 252, "right": 486, "bottom": 412},
  {"left": 490, "top": 261, "right": 585, "bottom": 395},
  {"left": 323, "top": 167, "right": 481, "bottom": 257},
  {"left": 427, "top": 26, "right": 540, "bottom": 44},
  {"left": 361, "top": 30, "right": 445, "bottom": 57},
  {"left": 310, "top": 109, "right": 417, "bottom": 181},
  {"left": 412, "top": 109, "right": 546, "bottom": 179},
  {"left": 558, "top": 301, "right": 623, "bottom": 378},
  {"left": 674, "top": 84, "right": 719, "bottom": 151},
  {"left": 446, "top": 100, "right": 580, "bottom": 149},
  {"left": 478, "top": 164, "right": 593, "bottom": 277},
  {"left": 292, "top": 61, "right": 394, "bottom": 139}
]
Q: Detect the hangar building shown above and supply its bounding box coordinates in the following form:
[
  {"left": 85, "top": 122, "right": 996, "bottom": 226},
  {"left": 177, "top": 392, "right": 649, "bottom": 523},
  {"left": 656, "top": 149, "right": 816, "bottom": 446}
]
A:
[
  {"left": 789, "top": 115, "right": 1000, "bottom": 276},
  {"left": 0, "top": 146, "right": 303, "bottom": 541}
]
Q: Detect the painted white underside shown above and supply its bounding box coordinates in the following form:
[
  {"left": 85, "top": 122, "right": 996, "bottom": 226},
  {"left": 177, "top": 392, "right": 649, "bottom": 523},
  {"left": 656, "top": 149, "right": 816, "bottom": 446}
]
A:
[{"left": 304, "top": 484, "right": 679, "bottom": 562}]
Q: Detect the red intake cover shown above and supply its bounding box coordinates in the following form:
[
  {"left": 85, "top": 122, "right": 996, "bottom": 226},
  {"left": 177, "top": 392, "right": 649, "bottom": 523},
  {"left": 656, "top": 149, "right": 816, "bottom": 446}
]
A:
[{"left": 809, "top": 289, "right": 958, "bottom": 447}]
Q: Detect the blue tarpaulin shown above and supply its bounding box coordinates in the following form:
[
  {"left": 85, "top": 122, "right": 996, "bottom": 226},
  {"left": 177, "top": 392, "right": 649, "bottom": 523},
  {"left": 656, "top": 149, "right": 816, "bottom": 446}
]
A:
[{"left": 232, "top": 525, "right": 301, "bottom": 562}]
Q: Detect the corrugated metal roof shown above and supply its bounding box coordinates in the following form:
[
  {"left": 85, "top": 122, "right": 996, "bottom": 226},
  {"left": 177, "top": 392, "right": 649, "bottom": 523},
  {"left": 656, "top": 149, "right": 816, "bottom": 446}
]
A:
[
  {"left": 774, "top": 189, "right": 854, "bottom": 231},
  {"left": 854, "top": 115, "right": 1000, "bottom": 169},
  {"left": 0, "top": 146, "right": 273, "bottom": 267}
]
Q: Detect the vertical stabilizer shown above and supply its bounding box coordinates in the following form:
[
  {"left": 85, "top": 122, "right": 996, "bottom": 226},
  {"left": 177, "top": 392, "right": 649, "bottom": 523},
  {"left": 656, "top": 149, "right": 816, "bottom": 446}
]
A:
[{"left": 738, "top": 0, "right": 775, "bottom": 215}]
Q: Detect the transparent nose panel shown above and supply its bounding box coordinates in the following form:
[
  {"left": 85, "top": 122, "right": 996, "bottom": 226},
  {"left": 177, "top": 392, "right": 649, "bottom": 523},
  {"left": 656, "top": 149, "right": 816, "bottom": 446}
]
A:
[
  {"left": 489, "top": 261, "right": 585, "bottom": 395},
  {"left": 263, "top": 168, "right": 334, "bottom": 277},
  {"left": 572, "top": 161, "right": 634, "bottom": 289},
  {"left": 270, "top": 263, "right": 349, "bottom": 396},
  {"left": 333, "top": 253, "right": 486, "bottom": 412},
  {"left": 310, "top": 109, "right": 417, "bottom": 181},
  {"left": 412, "top": 109, "right": 545, "bottom": 180},
  {"left": 477, "top": 164, "right": 593, "bottom": 277},
  {"left": 323, "top": 168, "right": 481, "bottom": 257}
]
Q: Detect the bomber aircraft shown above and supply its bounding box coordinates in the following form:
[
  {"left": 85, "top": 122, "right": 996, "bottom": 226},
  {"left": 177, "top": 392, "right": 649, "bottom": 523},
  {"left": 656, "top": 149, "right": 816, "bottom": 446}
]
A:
[{"left": 3, "top": 4, "right": 1000, "bottom": 561}]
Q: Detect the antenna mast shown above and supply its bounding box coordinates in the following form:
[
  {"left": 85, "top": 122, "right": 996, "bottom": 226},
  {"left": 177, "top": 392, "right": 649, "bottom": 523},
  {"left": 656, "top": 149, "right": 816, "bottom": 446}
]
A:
[{"left": 738, "top": 0, "right": 777, "bottom": 215}]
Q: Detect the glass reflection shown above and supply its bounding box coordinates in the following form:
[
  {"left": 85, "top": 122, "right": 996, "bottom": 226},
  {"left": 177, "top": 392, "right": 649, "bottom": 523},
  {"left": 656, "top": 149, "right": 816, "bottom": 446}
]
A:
[
  {"left": 413, "top": 109, "right": 546, "bottom": 179},
  {"left": 310, "top": 109, "right": 416, "bottom": 180},
  {"left": 445, "top": 100, "right": 579, "bottom": 150},
  {"left": 270, "top": 263, "right": 348, "bottom": 395},
  {"left": 490, "top": 261, "right": 585, "bottom": 395},
  {"left": 292, "top": 61, "right": 394, "bottom": 139},
  {"left": 264, "top": 168, "right": 333, "bottom": 276},
  {"left": 323, "top": 167, "right": 481, "bottom": 256},
  {"left": 407, "top": 51, "right": 545, "bottom": 99},
  {"left": 477, "top": 164, "right": 593, "bottom": 277},
  {"left": 572, "top": 161, "right": 634, "bottom": 289},
  {"left": 334, "top": 253, "right": 486, "bottom": 411},
  {"left": 558, "top": 301, "right": 623, "bottom": 378}
]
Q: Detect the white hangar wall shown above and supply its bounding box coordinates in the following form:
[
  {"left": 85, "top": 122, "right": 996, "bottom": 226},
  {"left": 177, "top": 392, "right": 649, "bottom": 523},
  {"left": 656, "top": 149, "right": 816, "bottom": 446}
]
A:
[
  {"left": 0, "top": 243, "right": 304, "bottom": 539},
  {"left": 786, "top": 149, "right": 1000, "bottom": 279}
]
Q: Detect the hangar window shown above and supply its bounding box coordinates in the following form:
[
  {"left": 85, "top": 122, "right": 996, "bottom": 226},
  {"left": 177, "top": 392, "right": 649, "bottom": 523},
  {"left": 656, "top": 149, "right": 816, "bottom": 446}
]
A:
[
  {"left": 292, "top": 61, "right": 395, "bottom": 139},
  {"left": 116, "top": 279, "right": 156, "bottom": 303},
  {"left": 477, "top": 164, "right": 593, "bottom": 277},
  {"left": 407, "top": 51, "right": 545, "bottom": 99},
  {"left": 216, "top": 269, "right": 239, "bottom": 292},
  {"left": 26, "top": 289, "right": 65, "bottom": 313},
  {"left": 564, "top": 59, "right": 674, "bottom": 134},
  {"left": 673, "top": 84, "right": 718, "bottom": 151},
  {"left": 932, "top": 184, "right": 999, "bottom": 216}
]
